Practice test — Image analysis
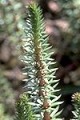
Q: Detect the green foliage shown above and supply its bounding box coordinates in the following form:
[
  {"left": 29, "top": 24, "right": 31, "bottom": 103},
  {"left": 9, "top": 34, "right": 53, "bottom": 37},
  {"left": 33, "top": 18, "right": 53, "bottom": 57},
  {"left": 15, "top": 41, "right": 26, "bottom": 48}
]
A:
[
  {"left": 21, "top": 2, "right": 61, "bottom": 120},
  {"left": 15, "top": 93, "right": 34, "bottom": 120}
]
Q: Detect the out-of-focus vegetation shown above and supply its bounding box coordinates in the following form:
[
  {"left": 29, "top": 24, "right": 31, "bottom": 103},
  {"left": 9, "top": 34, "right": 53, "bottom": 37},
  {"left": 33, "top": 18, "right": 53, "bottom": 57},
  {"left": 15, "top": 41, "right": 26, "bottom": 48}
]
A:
[{"left": 0, "top": 0, "right": 25, "bottom": 119}]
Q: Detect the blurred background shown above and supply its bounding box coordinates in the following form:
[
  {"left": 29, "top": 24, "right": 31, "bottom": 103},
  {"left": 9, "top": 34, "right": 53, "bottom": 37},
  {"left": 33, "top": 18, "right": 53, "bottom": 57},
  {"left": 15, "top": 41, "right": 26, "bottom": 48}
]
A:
[{"left": 0, "top": 0, "right": 80, "bottom": 119}]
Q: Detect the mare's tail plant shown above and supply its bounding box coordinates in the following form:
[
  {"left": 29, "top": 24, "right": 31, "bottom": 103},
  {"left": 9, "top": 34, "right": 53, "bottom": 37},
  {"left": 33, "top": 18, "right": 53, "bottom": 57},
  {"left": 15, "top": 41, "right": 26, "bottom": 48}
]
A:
[{"left": 21, "top": 1, "right": 61, "bottom": 120}]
